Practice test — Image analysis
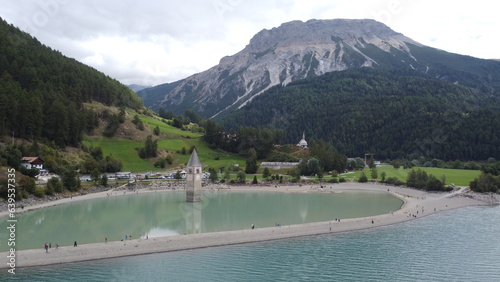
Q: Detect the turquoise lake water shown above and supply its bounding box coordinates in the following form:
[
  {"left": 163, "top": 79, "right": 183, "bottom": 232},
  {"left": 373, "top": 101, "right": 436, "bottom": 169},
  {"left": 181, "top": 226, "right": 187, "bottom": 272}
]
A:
[
  {"left": 3, "top": 205, "right": 499, "bottom": 281},
  {"left": 0, "top": 190, "right": 402, "bottom": 251}
]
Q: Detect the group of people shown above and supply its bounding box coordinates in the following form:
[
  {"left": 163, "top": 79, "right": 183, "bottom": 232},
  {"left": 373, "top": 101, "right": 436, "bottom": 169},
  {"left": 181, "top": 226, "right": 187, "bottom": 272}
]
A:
[
  {"left": 44, "top": 242, "right": 59, "bottom": 252},
  {"left": 44, "top": 234, "right": 153, "bottom": 252},
  {"left": 121, "top": 234, "right": 149, "bottom": 241}
]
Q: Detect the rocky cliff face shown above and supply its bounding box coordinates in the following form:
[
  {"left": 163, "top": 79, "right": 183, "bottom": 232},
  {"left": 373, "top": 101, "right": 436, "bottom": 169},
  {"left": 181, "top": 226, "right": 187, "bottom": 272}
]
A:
[{"left": 140, "top": 19, "right": 425, "bottom": 117}]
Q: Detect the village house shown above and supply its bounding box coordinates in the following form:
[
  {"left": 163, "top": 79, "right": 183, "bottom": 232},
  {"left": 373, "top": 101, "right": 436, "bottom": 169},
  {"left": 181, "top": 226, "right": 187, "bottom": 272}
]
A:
[{"left": 20, "top": 157, "right": 44, "bottom": 170}]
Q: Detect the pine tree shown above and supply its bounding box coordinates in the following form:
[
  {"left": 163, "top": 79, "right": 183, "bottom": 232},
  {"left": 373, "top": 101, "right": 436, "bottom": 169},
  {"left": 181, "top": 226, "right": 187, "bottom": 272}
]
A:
[
  {"left": 252, "top": 175, "right": 258, "bottom": 184},
  {"left": 245, "top": 148, "right": 258, "bottom": 174},
  {"left": 262, "top": 167, "right": 271, "bottom": 178},
  {"left": 371, "top": 167, "right": 378, "bottom": 180}
]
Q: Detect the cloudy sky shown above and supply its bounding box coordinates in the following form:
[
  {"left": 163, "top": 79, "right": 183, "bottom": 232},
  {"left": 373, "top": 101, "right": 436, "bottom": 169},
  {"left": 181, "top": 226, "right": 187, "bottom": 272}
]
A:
[{"left": 0, "top": 0, "right": 498, "bottom": 86}]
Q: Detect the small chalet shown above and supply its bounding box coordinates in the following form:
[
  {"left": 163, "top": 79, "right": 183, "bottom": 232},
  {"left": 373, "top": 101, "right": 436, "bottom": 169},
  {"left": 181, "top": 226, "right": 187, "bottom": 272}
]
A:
[{"left": 21, "top": 157, "right": 44, "bottom": 170}]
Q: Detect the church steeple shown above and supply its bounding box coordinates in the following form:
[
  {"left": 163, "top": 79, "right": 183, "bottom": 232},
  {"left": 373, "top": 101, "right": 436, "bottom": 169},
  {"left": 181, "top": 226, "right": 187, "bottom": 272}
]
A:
[
  {"left": 187, "top": 148, "right": 202, "bottom": 167},
  {"left": 297, "top": 131, "right": 308, "bottom": 148},
  {"left": 186, "top": 149, "right": 203, "bottom": 202}
]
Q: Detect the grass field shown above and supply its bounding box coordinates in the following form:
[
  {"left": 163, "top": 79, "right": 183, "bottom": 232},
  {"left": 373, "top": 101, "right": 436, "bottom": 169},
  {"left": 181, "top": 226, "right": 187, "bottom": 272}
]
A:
[
  {"left": 82, "top": 110, "right": 245, "bottom": 173},
  {"left": 138, "top": 115, "right": 201, "bottom": 138},
  {"left": 342, "top": 165, "right": 481, "bottom": 186},
  {"left": 82, "top": 135, "right": 245, "bottom": 173}
]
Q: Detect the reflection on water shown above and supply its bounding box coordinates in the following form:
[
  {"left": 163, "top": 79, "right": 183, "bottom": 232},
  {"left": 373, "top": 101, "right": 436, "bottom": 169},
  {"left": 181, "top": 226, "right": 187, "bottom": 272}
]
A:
[
  {"left": 145, "top": 227, "right": 179, "bottom": 237},
  {"left": 0, "top": 190, "right": 402, "bottom": 251},
  {"left": 183, "top": 201, "right": 202, "bottom": 234}
]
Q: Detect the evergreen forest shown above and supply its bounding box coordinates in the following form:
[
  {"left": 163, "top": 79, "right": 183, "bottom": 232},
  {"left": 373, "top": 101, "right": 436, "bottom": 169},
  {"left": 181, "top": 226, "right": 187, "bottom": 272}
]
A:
[
  {"left": 0, "top": 18, "right": 143, "bottom": 147},
  {"left": 219, "top": 68, "right": 500, "bottom": 161}
]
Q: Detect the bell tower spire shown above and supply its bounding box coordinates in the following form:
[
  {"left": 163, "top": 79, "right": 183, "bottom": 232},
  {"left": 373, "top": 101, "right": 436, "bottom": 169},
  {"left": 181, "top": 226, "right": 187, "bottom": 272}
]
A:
[{"left": 186, "top": 149, "right": 203, "bottom": 202}]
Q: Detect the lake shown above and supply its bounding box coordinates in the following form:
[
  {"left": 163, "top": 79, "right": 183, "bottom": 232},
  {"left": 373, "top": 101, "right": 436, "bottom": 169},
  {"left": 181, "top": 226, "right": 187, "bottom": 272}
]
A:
[
  {"left": 0, "top": 190, "right": 403, "bottom": 251},
  {"left": 3, "top": 205, "right": 499, "bottom": 281}
]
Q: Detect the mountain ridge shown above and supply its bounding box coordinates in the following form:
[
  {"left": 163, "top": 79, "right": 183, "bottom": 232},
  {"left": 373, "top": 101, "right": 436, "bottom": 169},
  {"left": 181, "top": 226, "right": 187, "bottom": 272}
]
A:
[
  {"left": 138, "top": 18, "right": 500, "bottom": 118},
  {"left": 127, "top": 84, "right": 151, "bottom": 93}
]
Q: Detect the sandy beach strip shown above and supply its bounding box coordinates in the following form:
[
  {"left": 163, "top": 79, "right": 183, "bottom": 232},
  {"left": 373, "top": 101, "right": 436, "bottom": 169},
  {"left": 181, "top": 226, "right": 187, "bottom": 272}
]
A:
[{"left": 0, "top": 183, "right": 491, "bottom": 269}]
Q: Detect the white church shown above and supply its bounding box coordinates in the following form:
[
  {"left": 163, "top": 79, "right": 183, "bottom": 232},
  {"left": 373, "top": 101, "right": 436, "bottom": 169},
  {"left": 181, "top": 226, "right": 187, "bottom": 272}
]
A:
[{"left": 297, "top": 132, "right": 308, "bottom": 148}]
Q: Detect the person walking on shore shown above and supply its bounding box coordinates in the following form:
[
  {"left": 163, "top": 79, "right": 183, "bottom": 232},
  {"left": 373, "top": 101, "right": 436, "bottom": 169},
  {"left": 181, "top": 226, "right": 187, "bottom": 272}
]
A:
[{"left": 74, "top": 241, "right": 78, "bottom": 247}]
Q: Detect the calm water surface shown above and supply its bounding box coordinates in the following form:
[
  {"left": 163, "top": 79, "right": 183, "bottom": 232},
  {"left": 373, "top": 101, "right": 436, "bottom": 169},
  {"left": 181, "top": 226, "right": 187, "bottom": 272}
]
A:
[
  {"left": 4, "top": 205, "right": 500, "bottom": 281},
  {"left": 0, "top": 190, "right": 402, "bottom": 251}
]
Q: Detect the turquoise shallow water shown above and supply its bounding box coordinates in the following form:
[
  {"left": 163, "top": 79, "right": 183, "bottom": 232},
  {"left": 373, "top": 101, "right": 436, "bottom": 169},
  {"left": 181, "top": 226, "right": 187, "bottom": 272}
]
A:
[
  {"left": 0, "top": 190, "right": 402, "bottom": 251},
  {"left": 3, "top": 205, "right": 500, "bottom": 281}
]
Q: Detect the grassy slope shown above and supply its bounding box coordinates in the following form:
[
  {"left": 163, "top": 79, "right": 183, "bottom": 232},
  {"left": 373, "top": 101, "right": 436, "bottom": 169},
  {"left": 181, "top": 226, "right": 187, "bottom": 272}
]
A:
[
  {"left": 80, "top": 104, "right": 480, "bottom": 182},
  {"left": 342, "top": 166, "right": 480, "bottom": 186},
  {"left": 82, "top": 108, "right": 244, "bottom": 173}
]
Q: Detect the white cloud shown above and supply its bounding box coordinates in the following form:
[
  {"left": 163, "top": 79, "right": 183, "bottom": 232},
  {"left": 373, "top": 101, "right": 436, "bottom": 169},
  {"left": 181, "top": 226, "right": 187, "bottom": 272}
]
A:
[
  {"left": 82, "top": 53, "right": 105, "bottom": 66},
  {"left": 0, "top": 0, "right": 498, "bottom": 86}
]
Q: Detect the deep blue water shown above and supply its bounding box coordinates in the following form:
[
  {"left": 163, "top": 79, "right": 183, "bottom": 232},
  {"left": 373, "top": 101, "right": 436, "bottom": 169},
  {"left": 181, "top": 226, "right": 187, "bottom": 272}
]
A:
[{"left": 3, "top": 205, "right": 500, "bottom": 281}]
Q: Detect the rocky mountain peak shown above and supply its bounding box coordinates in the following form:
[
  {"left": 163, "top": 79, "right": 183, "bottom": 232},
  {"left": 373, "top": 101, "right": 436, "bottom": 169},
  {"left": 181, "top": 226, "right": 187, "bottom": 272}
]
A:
[
  {"left": 139, "top": 19, "right": 436, "bottom": 118},
  {"left": 248, "top": 19, "right": 404, "bottom": 49}
]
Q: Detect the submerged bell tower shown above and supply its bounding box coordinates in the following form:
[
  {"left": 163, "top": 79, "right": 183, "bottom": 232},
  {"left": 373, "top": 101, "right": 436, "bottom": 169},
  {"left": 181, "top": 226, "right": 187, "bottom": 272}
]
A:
[{"left": 186, "top": 149, "right": 203, "bottom": 202}]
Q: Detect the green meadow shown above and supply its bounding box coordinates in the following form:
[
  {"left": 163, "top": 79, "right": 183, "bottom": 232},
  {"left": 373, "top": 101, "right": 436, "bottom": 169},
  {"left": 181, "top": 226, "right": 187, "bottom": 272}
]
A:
[
  {"left": 342, "top": 165, "right": 481, "bottom": 186},
  {"left": 138, "top": 115, "right": 201, "bottom": 138},
  {"left": 82, "top": 114, "right": 244, "bottom": 172}
]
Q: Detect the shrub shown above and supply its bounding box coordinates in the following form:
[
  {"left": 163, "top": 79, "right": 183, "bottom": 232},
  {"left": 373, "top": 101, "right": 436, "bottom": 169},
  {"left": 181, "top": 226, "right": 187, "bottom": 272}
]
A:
[
  {"left": 61, "top": 169, "right": 80, "bottom": 192},
  {"left": 262, "top": 167, "right": 271, "bottom": 178},
  {"left": 45, "top": 183, "right": 55, "bottom": 196},
  {"left": 132, "top": 114, "right": 145, "bottom": 131},
  {"left": 34, "top": 187, "right": 45, "bottom": 198},
  {"left": 19, "top": 166, "right": 39, "bottom": 177},
  {"left": 407, "top": 169, "right": 447, "bottom": 191},
  {"left": 18, "top": 175, "right": 36, "bottom": 194},
  {"left": 237, "top": 171, "right": 246, "bottom": 183},
  {"left": 165, "top": 155, "right": 174, "bottom": 165},
  {"left": 470, "top": 173, "right": 500, "bottom": 193},
  {"left": 155, "top": 158, "right": 166, "bottom": 168},
  {"left": 47, "top": 177, "right": 64, "bottom": 193},
  {"left": 329, "top": 178, "right": 339, "bottom": 183},
  {"left": 252, "top": 175, "right": 258, "bottom": 184},
  {"left": 385, "top": 177, "right": 404, "bottom": 186},
  {"left": 358, "top": 172, "right": 368, "bottom": 183},
  {"left": 100, "top": 175, "right": 108, "bottom": 187}
]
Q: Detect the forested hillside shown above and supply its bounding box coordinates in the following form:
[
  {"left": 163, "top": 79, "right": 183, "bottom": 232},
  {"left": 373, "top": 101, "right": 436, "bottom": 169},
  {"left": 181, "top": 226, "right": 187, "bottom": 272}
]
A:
[
  {"left": 138, "top": 19, "right": 500, "bottom": 119},
  {"left": 0, "top": 18, "right": 143, "bottom": 147},
  {"left": 219, "top": 68, "right": 500, "bottom": 160}
]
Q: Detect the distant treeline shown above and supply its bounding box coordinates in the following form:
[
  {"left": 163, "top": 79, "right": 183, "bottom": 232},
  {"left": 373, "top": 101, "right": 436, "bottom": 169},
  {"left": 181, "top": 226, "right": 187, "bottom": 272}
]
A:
[
  {"left": 204, "top": 120, "right": 347, "bottom": 174},
  {"left": 219, "top": 68, "right": 500, "bottom": 161},
  {"left": 0, "top": 18, "right": 143, "bottom": 147}
]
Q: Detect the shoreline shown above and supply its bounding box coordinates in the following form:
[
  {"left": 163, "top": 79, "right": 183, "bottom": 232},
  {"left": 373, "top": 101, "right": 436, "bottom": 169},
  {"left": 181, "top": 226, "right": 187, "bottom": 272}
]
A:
[{"left": 1, "top": 183, "right": 494, "bottom": 269}]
